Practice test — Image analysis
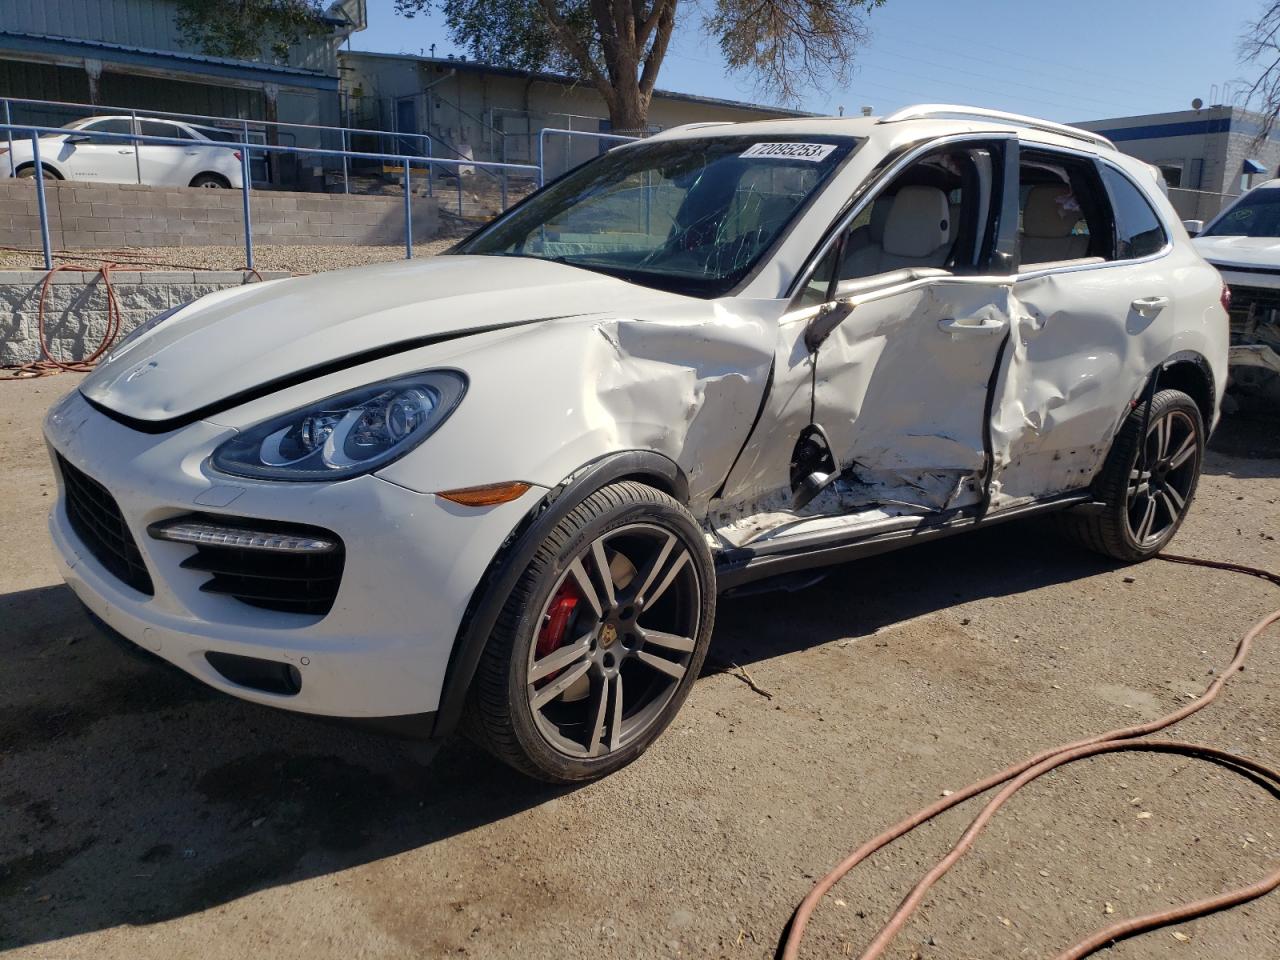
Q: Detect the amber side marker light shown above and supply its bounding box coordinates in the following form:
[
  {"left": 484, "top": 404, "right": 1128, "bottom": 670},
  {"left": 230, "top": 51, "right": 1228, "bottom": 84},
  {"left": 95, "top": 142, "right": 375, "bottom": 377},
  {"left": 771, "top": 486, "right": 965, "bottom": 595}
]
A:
[{"left": 436, "top": 481, "right": 532, "bottom": 507}]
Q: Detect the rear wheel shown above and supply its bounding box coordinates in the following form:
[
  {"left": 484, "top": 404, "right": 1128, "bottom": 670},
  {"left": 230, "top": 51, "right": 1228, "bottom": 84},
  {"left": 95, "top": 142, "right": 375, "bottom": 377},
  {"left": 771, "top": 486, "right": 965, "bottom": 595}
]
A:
[
  {"left": 464, "top": 481, "right": 715, "bottom": 783},
  {"left": 190, "top": 173, "right": 230, "bottom": 188},
  {"left": 1057, "top": 388, "right": 1204, "bottom": 561}
]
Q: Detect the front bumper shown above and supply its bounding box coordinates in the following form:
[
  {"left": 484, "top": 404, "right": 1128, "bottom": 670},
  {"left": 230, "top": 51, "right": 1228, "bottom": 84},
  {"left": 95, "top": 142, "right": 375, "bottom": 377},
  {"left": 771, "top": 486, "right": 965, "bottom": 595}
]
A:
[{"left": 44, "top": 389, "right": 545, "bottom": 720}]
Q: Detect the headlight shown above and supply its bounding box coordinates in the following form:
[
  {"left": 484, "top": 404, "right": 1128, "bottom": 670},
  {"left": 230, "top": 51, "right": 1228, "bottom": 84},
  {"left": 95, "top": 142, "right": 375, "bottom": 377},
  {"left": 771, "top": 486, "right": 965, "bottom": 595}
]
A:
[{"left": 210, "top": 370, "right": 467, "bottom": 481}]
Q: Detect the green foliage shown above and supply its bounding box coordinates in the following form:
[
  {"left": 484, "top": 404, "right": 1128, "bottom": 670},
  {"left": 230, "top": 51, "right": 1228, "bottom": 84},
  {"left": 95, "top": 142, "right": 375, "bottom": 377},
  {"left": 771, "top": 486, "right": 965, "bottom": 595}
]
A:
[
  {"left": 397, "top": 0, "right": 885, "bottom": 127},
  {"left": 398, "top": 0, "right": 593, "bottom": 77},
  {"left": 175, "top": 0, "right": 329, "bottom": 62}
]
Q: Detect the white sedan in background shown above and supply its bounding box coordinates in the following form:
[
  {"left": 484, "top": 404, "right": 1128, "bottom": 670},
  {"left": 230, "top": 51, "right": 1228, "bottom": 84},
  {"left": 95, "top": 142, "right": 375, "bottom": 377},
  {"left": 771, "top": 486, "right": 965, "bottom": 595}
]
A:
[{"left": 2, "top": 115, "right": 243, "bottom": 188}]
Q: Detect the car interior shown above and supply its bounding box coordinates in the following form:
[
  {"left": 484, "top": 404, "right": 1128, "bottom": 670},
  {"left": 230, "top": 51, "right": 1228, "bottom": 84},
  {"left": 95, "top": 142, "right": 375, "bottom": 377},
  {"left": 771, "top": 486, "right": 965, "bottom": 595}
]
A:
[
  {"left": 1016, "top": 153, "right": 1112, "bottom": 266},
  {"left": 837, "top": 146, "right": 994, "bottom": 283}
]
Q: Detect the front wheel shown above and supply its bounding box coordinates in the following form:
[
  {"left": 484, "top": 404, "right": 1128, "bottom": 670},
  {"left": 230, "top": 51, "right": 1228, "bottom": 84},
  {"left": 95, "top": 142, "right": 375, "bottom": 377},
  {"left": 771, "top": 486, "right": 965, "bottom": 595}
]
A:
[
  {"left": 464, "top": 481, "right": 716, "bottom": 783},
  {"left": 1057, "top": 388, "right": 1205, "bottom": 561},
  {"left": 17, "top": 164, "right": 60, "bottom": 180}
]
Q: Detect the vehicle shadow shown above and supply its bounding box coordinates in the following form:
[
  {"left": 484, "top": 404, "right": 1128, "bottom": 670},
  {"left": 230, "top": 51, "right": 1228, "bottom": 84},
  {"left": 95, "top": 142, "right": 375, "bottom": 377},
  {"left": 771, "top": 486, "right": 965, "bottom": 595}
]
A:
[
  {"left": 711, "top": 519, "right": 1121, "bottom": 669},
  {"left": 1205, "top": 410, "right": 1280, "bottom": 479},
  {"left": 0, "top": 518, "right": 1178, "bottom": 949},
  {"left": 0, "top": 583, "right": 568, "bottom": 950}
]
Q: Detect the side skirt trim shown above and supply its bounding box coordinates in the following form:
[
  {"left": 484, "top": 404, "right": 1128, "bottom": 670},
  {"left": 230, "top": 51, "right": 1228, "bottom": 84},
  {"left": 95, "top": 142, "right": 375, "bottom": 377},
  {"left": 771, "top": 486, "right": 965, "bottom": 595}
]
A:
[{"left": 714, "top": 491, "right": 1093, "bottom": 591}]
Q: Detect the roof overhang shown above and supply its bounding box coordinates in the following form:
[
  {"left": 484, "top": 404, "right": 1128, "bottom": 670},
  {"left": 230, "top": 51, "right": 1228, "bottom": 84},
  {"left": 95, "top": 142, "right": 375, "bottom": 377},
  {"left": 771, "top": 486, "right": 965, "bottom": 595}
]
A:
[{"left": 0, "top": 31, "right": 339, "bottom": 92}]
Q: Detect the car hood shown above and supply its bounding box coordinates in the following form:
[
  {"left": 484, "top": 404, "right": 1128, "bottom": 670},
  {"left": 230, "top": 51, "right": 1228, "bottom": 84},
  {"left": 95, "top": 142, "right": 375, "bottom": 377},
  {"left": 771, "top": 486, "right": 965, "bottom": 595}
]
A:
[
  {"left": 80, "top": 255, "right": 687, "bottom": 426},
  {"left": 1193, "top": 235, "right": 1280, "bottom": 272}
]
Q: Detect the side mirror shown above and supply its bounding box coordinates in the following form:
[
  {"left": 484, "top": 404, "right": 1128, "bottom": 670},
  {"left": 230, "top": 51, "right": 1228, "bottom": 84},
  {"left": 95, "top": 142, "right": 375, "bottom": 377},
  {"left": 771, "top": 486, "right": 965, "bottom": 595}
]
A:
[
  {"left": 1182, "top": 219, "right": 1204, "bottom": 237},
  {"left": 65, "top": 134, "right": 91, "bottom": 145}
]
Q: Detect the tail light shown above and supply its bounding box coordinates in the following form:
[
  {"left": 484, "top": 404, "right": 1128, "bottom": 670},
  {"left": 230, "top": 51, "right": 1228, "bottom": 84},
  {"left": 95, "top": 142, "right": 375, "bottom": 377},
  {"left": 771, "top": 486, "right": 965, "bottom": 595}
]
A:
[
  {"left": 233, "top": 150, "right": 242, "bottom": 161},
  {"left": 1220, "top": 282, "right": 1231, "bottom": 314}
]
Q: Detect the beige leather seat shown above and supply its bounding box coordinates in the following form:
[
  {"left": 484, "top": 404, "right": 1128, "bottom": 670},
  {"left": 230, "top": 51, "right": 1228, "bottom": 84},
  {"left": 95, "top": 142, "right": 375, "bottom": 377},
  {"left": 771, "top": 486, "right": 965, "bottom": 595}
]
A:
[
  {"left": 841, "top": 186, "right": 952, "bottom": 278},
  {"left": 1020, "top": 184, "right": 1090, "bottom": 265}
]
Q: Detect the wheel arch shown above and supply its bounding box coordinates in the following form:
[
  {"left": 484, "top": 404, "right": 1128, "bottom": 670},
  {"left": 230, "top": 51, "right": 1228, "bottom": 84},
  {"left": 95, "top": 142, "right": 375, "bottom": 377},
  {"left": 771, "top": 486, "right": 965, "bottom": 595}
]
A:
[
  {"left": 190, "top": 171, "right": 231, "bottom": 188},
  {"left": 1151, "top": 351, "right": 1216, "bottom": 428},
  {"left": 15, "top": 160, "right": 64, "bottom": 180},
  {"left": 432, "top": 450, "right": 690, "bottom": 739}
]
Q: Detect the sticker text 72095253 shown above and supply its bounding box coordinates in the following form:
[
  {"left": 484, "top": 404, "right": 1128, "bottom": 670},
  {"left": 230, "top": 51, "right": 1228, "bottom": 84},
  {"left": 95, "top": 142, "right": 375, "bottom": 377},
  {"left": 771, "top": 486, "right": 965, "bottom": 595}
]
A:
[{"left": 739, "top": 143, "right": 838, "bottom": 162}]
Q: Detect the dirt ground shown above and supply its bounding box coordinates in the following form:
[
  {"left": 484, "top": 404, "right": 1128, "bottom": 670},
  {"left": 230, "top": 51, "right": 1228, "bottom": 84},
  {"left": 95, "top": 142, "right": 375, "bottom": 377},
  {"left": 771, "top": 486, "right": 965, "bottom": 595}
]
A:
[{"left": 1, "top": 376, "right": 1277, "bottom": 960}]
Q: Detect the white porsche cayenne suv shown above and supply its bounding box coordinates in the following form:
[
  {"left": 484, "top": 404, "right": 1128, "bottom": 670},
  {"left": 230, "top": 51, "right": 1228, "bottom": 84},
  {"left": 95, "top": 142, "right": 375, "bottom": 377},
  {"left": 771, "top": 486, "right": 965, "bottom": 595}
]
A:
[
  {"left": 44, "top": 105, "right": 1228, "bottom": 782},
  {"left": 5, "top": 115, "right": 243, "bottom": 188}
]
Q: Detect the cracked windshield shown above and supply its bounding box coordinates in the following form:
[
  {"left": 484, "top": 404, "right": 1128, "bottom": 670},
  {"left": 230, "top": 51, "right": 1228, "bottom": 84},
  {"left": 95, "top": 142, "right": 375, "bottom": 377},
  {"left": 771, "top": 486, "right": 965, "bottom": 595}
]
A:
[{"left": 457, "top": 136, "right": 857, "bottom": 296}]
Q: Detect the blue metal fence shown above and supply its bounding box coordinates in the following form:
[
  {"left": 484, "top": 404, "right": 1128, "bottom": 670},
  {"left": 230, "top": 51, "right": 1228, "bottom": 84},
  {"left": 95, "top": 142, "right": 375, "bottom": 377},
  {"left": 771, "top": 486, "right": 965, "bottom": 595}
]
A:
[
  {"left": 2, "top": 123, "right": 541, "bottom": 271},
  {"left": 536, "top": 127, "right": 639, "bottom": 186},
  {"left": 0, "top": 95, "right": 437, "bottom": 195}
]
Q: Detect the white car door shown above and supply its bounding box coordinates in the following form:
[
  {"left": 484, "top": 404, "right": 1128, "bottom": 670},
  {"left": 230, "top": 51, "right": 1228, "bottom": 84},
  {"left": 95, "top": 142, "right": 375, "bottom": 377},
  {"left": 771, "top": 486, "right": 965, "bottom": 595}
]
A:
[
  {"left": 59, "top": 118, "right": 139, "bottom": 184},
  {"left": 136, "top": 120, "right": 203, "bottom": 187},
  {"left": 989, "top": 147, "right": 1177, "bottom": 506}
]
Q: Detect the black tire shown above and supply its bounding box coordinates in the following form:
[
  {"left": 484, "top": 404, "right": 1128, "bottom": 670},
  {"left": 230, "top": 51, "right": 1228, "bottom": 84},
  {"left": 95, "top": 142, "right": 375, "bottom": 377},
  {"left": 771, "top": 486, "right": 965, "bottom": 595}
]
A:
[
  {"left": 463, "top": 481, "right": 716, "bottom": 783},
  {"left": 1057, "top": 388, "right": 1205, "bottom": 562},
  {"left": 190, "top": 173, "right": 230, "bottom": 188},
  {"left": 17, "top": 163, "right": 61, "bottom": 180}
]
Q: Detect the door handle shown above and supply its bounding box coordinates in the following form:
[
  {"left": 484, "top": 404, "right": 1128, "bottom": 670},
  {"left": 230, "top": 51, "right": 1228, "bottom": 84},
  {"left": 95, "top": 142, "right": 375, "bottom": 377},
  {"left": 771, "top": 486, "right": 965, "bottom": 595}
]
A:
[
  {"left": 117, "top": 149, "right": 134, "bottom": 155},
  {"left": 938, "top": 316, "right": 1005, "bottom": 337},
  {"left": 1131, "top": 295, "right": 1169, "bottom": 315}
]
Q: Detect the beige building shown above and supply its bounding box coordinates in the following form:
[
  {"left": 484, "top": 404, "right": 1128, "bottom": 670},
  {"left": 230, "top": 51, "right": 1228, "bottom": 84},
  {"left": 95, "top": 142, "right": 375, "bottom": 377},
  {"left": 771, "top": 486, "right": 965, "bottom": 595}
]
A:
[
  {"left": 340, "top": 51, "right": 813, "bottom": 178},
  {"left": 1077, "top": 106, "right": 1280, "bottom": 221}
]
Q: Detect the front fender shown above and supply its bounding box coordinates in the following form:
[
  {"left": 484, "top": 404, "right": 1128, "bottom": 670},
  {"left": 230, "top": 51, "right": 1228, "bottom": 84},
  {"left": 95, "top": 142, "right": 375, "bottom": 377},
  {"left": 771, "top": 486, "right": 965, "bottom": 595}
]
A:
[{"left": 377, "top": 302, "right": 778, "bottom": 513}]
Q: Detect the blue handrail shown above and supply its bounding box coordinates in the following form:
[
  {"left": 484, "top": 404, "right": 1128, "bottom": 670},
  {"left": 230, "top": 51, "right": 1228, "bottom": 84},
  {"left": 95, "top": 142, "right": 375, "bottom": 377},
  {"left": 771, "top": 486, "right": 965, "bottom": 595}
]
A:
[{"left": 3, "top": 123, "right": 540, "bottom": 270}]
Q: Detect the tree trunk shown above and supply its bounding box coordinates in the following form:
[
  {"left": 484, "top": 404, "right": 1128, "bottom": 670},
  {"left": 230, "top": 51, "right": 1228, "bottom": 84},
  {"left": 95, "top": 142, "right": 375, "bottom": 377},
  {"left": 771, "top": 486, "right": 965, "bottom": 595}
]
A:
[{"left": 608, "top": 91, "right": 649, "bottom": 133}]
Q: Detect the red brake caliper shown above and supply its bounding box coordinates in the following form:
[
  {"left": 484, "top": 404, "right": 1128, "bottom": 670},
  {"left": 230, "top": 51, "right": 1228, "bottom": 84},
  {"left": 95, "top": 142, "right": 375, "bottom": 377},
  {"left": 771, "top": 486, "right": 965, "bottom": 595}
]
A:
[{"left": 534, "top": 581, "right": 581, "bottom": 685}]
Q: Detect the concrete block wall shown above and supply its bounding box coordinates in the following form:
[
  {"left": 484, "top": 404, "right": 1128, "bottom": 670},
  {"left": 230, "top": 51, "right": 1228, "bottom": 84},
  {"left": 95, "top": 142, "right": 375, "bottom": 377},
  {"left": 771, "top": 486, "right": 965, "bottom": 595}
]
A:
[
  {"left": 0, "top": 179, "right": 440, "bottom": 249},
  {"left": 1, "top": 269, "right": 289, "bottom": 366}
]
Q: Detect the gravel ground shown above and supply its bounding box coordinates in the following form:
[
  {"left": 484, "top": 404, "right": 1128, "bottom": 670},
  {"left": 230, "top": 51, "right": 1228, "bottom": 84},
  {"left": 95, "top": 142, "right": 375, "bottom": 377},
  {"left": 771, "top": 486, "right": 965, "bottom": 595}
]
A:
[
  {"left": 0, "top": 240, "right": 464, "bottom": 275},
  {"left": 1, "top": 377, "right": 1278, "bottom": 960}
]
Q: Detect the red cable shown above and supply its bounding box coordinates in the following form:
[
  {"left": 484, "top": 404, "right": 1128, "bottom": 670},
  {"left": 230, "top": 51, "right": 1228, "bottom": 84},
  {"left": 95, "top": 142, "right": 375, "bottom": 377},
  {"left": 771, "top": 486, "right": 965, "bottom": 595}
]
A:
[
  {"left": 3, "top": 261, "right": 265, "bottom": 380},
  {"left": 780, "top": 553, "right": 1280, "bottom": 960},
  {"left": 5, "top": 263, "right": 123, "bottom": 379}
]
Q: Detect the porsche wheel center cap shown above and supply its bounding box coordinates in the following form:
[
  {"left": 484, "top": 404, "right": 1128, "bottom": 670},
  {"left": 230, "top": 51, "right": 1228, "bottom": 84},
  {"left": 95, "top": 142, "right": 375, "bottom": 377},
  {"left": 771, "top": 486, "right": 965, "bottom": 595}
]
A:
[{"left": 598, "top": 623, "right": 619, "bottom": 649}]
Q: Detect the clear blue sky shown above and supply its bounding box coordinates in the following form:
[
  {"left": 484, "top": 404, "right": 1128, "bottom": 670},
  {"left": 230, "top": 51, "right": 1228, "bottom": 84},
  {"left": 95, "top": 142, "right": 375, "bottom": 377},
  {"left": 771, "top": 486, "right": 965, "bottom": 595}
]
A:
[{"left": 349, "top": 0, "right": 1268, "bottom": 123}]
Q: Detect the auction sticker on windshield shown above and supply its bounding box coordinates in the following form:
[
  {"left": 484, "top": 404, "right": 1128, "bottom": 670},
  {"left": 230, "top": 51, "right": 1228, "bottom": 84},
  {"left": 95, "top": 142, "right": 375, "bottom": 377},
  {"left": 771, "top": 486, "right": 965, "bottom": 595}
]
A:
[{"left": 740, "top": 142, "right": 837, "bottom": 162}]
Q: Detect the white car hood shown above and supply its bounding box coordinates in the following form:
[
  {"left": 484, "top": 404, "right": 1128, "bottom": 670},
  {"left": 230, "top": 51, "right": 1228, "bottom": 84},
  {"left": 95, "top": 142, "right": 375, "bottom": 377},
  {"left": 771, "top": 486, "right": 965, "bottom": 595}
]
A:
[
  {"left": 80, "top": 255, "right": 685, "bottom": 425},
  {"left": 1192, "top": 234, "right": 1280, "bottom": 271}
]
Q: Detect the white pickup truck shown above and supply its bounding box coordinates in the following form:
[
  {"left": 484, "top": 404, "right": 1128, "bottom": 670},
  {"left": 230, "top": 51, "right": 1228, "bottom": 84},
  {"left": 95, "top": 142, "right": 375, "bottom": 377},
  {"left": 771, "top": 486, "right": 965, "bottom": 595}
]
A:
[{"left": 1187, "top": 180, "right": 1280, "bottom": 406}]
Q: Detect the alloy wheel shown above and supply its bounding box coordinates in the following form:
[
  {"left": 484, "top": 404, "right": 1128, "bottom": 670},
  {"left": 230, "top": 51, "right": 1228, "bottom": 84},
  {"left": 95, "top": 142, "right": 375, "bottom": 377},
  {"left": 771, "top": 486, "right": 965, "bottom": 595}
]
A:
[
  {"left": 1125, "top": 408, "right": 1199, "bottom": 548},
  {"left": 525, "top": 522, "right": 702, "bottom": 759}
]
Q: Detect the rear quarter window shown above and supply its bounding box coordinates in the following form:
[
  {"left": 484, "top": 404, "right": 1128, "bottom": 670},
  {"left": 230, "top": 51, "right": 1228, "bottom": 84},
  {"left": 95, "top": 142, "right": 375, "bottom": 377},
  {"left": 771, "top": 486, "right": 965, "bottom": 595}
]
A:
[{"left": 1099, "top": 165, "right": 1167, "bottom": 260}]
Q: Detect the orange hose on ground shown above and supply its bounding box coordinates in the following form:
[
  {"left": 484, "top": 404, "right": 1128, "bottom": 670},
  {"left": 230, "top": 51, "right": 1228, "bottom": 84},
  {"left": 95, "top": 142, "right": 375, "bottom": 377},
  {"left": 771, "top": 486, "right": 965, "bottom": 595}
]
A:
[{"left": 779, "top": 553, "right": 1280, "bottom": 960}]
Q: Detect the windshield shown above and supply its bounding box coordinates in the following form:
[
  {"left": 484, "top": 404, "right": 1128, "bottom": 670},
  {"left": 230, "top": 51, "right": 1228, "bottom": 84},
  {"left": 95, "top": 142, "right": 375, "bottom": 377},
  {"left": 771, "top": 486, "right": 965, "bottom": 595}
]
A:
[
  {"left": 1205, "top": 187, "right": 1280, "bottom": 238},
  {"left": 454, "top": 135, "right": 858, "bottom": 297}
]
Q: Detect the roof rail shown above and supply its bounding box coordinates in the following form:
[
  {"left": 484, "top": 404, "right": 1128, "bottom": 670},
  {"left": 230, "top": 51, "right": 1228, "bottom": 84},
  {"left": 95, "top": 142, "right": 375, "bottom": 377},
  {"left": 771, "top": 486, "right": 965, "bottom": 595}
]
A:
[
  {"left": 660, "top": 121, "right": 736, "bottom": 134},
  {"left": 878, "top": 104, "right": 1116, "bottom": 150}
]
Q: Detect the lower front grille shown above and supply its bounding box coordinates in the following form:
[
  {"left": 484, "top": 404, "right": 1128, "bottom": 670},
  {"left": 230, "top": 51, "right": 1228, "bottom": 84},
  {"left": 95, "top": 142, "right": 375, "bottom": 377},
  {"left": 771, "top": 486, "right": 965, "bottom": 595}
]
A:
[
  {"left": 169, "top": 514, "right": 345, "bottom": 616},
  {"left": 57, "top": 455, "right": 154, "bottom": 595}
]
